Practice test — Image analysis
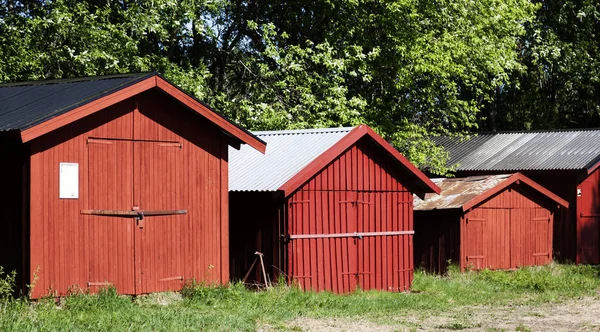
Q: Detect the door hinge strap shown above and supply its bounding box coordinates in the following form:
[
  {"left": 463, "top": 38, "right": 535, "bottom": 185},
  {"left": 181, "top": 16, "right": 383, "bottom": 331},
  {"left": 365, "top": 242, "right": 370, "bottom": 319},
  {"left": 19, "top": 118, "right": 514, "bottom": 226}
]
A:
[
  {"left": 87, "top": 281, "right": 113, "bottom": 286},
  {"left": 533, "top": 253, "right": 550, "bottom": 257},
  {"left": 159, "top": 276, "right": 184, "bottom": 282},
  {"left": 466, "top": 255, "right": 485, "bottom": 260},
  {"left": 288, "top": 230, "right": 414, "bottom": 240},
  {"left": 81, "top": 209, "right": 187, "bottom": 217},
  {"left": 87, "top": 138, "right": 113, "bottom": 145},
  {"left": 580, "top": 213, "right": 600, "bottom": 218}
]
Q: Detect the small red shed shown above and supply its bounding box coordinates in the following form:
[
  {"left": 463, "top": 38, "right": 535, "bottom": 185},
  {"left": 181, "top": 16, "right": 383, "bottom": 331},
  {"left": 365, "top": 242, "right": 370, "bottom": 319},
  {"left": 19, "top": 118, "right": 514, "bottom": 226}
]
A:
[
  {"left": 0, "top": 73, "right": 265, "bottom": 298},
  {"left": 414, "top": 173, "right": 569, "bottom": 273},
  {"left": 229, "top": 125, "right": 440, "bottom": 293}
]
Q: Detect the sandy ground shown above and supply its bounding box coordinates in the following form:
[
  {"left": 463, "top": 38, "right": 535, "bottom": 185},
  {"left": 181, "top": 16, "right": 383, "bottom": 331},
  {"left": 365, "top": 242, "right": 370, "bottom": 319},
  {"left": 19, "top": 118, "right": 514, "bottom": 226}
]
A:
[{"left": 283, "top": 296, "right": 600, "bottom": 331}]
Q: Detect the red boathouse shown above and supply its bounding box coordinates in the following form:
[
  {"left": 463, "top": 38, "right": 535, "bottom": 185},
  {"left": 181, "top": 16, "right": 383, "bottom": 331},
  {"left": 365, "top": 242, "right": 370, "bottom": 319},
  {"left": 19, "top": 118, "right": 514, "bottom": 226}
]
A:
[
  {"left": 0, "top": 73, "right": 265, "bottom": 298},
  {"left": 436, "top": 130, "right": 600, "bottom": 264},
  {"left": 229, "top": 125, "right": 440, "bottom": 293}
]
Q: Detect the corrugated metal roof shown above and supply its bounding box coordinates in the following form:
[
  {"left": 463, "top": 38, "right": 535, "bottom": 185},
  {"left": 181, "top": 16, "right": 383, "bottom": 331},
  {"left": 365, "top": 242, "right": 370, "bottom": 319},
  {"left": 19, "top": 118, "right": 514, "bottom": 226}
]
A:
[
  {"left": 436, "top": 129, "right": 600, "bottom": 171},
  {"left": 414, "top": 174, "right": 513, "bottom": 210},
  {"left": 0, "top": 73, "right": 153, "bottom": 132},
  {"left": 229, "top": 127, "right": 354, "bottom": 191}
]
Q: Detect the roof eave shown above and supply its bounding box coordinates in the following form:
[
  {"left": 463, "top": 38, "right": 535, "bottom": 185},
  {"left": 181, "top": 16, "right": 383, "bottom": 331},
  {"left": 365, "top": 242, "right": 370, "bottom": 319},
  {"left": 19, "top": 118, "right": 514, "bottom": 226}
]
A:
[
  {"left": 20, "top": 75, "right": 156, "bottom": 143},
  {"left": 278, "top": 124, "right": 441, "bottom": 197},
  {"left": 461, "top": 173, "right": 569, "bottom": 212},
  {"left": 17, "top": 74, "right": 266, "bottom": 153}
]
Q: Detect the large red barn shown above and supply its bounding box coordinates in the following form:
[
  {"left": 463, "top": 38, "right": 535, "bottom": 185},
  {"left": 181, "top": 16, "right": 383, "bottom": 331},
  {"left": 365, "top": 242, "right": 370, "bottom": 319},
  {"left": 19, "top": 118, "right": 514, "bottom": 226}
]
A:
[
  {"left": 0, "top": 73, "right": 265, "bottom": 298},
  {"left": 435, "top": 130, "right": 600, "bottom": 264},
  {"left": 413, "top": 174, "right": 568, "bottom": 273},
  {"left": 229, "top": 125, "right": 440, "bottom": 293}
]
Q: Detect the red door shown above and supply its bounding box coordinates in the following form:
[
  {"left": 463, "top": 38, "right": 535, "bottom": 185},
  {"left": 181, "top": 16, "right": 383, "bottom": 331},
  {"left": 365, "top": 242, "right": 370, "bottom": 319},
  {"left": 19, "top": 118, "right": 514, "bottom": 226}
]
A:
[
  {"left": 286, "top": 191, "right": 358, "bottom": 293},
  {"left": 134, "top": 141, "right": 185, "bottom": 293},
  {"left": 87, "top": 139, "right": 135, "bottom": 294},
  {"left": 86, "top": 139, "right": 185, "bottom": 295},
  {"left": 532, "top": 209, "right": 552, "bottom": 265},
  {"left": 464, "top": 213, "right": 486, "bottom": 270},
  {"left": 286, "top": 191, "right": 413, "bottom": 293}
]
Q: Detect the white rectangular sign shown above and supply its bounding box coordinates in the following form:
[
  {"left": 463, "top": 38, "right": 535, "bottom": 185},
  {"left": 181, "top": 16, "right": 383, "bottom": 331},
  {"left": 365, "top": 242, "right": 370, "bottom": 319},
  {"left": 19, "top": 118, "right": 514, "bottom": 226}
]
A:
[{"left": 59, "top": 163, "right": 79, "bottom": 199}]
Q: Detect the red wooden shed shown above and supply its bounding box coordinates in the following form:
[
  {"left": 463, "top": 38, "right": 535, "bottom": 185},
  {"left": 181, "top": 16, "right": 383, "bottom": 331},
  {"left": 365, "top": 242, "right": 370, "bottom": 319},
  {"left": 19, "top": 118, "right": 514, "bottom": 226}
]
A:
[
  {"left": 436, "top": 130, "right": 600, "bottom": 264},
  {"left": 0, "top": 73, "right": 265, "bottom": 298},
  {"left": 414, "top": 173, "right": 569, "bottom": 273},
  {"left": 229, "top": 125, "right": 440, "bottom": 293}
]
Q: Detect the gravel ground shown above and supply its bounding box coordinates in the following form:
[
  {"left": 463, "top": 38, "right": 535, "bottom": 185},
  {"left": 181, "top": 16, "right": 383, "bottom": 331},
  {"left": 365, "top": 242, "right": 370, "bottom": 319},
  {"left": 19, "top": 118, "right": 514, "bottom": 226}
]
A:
[{"left": 283, "top": 296, "right": 600, "bottom": 331}]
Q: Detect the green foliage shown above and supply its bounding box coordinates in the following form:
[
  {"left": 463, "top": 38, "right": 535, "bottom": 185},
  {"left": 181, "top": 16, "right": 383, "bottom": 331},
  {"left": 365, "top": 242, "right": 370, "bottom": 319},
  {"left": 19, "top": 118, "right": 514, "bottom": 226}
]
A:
[
  {"left": 482, "top": 0, "right": 600, "bottom": 131},
  {"left": 0, "top": 0, "right": 213, "bottom": 94},
  {"left": 0, "top": 0, "right": 538, "bottom": 175}
]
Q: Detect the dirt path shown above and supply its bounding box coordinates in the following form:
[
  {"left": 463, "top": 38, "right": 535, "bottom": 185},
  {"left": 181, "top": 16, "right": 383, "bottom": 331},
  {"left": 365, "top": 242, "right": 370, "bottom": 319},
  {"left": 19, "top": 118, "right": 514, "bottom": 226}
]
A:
[{"left": 285, "top": 296, "right": 600, "bottom": 331}]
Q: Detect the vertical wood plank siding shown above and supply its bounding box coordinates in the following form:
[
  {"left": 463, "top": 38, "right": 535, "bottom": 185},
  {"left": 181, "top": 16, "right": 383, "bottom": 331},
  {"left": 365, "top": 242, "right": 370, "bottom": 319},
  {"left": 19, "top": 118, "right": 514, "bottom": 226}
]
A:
[
  {"left": 285, "top": 138, "right": 415, "bottom": 293},
  {"left": 577, "top": 168, "right": 600, "bottom": 264},
  {"left": 29, "top": 90, "right": 228, "bottom": 298}
]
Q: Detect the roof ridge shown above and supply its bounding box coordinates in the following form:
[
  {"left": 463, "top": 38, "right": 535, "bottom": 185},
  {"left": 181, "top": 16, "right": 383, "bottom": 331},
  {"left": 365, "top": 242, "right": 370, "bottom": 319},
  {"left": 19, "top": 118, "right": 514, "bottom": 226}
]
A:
[
  {"left": 253, "top": 126, "right": 355, "bottom": 136},
  {"left": 471, "top": 127, "right": 600, "bottom": 135},
  {"left": 0, "top": 72, "right": 155, "bottom": 88}
]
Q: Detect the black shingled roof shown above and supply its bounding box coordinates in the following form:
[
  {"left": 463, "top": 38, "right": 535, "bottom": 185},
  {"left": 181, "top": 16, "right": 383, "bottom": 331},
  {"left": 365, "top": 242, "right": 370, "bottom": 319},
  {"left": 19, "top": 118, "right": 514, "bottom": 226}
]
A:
[
  {"left": 436, "top": 129, "right": 600, "bottom": 171},
  {"left": 0, "top": 73, "right": 154, "bottom": 132}
]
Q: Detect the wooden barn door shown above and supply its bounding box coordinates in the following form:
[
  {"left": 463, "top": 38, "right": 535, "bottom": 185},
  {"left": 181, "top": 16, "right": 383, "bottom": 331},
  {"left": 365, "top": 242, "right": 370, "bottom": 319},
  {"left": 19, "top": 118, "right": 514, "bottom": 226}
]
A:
[
  {"left": 532, "top": 210, "right": 552, "bottom": 265},
  {"left": 87, "top": 139, "right": 136, "bottom": 294},
  {"left": 287, "top": 191, "right": 413, "bottom": 293},
  {"left": 134, "top": 141, "right": 185, "bottom": 294},
  {"left": 464, "top": 213, "right": 486, "bottom": 269},
  {"left": 356, "top": 192, "right": 413, "bottom": 292},
  {"left": 86, "top": 139, "right": 185, "bottom": 295},
  {"left": 510, "top": 209, "right": 532, "bottom": 268},
  {"left": 286, "top": 191, "right": 358, "bottom": 293}
]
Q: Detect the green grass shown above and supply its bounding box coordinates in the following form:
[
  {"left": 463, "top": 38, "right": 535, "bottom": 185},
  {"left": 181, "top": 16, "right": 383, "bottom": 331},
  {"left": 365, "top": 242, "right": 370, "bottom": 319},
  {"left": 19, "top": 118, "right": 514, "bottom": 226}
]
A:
[{"left": 0, "top": 263, "right": 598, "bottom": 331}]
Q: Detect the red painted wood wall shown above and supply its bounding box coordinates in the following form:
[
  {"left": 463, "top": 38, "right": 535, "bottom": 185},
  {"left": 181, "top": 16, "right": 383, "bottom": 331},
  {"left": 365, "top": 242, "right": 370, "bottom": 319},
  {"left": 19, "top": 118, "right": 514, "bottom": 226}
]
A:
[
  {"left": 27, "top": 89, "right": 229, "bottom": 298},
  {"left": 453, "top": 169, "right": 600, "bottom": 265},
  {"left": 230, "top": 138, "right": 417, "bottom": 293},
  {"left": 415, "top": 184, "right": 556, "bottom": 273}
]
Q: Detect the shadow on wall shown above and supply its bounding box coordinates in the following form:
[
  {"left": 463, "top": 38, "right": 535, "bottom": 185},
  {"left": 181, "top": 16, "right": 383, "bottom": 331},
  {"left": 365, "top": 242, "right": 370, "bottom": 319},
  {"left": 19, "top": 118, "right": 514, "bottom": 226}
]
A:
[
  {"left": 229, "top": 191, "right": 285, "bottom": 285},
  {"left": 413, "top": 209, "right": 462, "bottom": 274},
  {"left": 0, "top": 131, "right": 27, "bottom": 295}
]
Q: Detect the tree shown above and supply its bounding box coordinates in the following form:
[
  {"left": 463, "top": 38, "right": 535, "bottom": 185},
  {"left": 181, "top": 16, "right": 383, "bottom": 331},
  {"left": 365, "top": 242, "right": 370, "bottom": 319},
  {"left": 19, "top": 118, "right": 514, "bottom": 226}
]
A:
[
  {"left": 482, "top": 0, "right": 600, "bottom": 131},
  {"left": 0, "top": 0, "right": 537, "bottom": 174},
  {"left": 207, "top": 0, "right": 537, "bottom": 174}
]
